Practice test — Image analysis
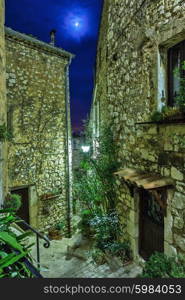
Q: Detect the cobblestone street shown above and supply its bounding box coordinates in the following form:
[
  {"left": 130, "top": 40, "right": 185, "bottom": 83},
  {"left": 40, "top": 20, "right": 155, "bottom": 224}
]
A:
[{"left": 30, "top": 233, "right": 142, "bottom": 278}]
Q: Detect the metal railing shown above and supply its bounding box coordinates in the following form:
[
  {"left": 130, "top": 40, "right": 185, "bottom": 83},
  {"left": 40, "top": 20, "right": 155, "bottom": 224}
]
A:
[{"left": 16, "top": 217, "right": 50, "bottom": 270}]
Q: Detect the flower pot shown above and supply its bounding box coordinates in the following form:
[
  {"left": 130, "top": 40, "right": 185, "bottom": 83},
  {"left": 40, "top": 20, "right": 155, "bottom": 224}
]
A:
[{"left": 48, "top": 229, "right": 62, "bottom": 240}]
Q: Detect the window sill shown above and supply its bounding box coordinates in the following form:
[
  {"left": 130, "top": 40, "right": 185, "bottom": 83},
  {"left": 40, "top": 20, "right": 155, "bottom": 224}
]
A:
[{"left": 135, "top": 118, "right": 185, "bottom": 126}]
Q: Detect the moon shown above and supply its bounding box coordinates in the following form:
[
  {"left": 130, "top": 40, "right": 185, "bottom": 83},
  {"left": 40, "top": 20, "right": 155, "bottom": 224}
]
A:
[
  {"left": 75, "top": 21, "right": 80, "bottom": 27},
  {"left": 62, "top": 9, "right": 89, "bottom": 40}
]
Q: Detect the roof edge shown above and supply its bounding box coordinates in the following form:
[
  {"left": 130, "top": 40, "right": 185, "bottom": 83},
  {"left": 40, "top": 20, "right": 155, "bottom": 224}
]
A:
[
  {"left": 5, "top": 27, "right": 75, "bottom": 60},
  {"left": 114, "top": 168, "right": 175, "bottom": 190}
]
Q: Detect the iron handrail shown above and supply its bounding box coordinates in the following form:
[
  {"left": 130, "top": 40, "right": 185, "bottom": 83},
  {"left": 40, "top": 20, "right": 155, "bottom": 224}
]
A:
[{"left": 16, "top": 216, "right": 50, "bottom": 270}]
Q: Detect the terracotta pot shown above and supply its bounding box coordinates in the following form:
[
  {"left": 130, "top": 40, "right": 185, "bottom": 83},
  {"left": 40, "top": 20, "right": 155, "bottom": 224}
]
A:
[
  {"left": 46, "top": 193, "right": 54, "bottom": 199},
  {"left": 48, "top": 230, "right": 62, "bottom": 240}
]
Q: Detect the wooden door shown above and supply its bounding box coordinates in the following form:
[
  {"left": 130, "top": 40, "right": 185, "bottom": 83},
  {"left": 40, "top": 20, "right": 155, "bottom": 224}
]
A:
[{"left": 139, "top": 189, "right": 164, "bottom": 260}]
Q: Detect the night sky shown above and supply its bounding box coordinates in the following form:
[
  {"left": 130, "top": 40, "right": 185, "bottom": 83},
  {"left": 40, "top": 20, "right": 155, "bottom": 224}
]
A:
[{"left": 5, "top": 0, "right": 103, "bottom": 132}]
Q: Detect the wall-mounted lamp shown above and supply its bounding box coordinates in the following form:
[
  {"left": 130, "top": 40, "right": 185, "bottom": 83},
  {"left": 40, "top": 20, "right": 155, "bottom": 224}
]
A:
[{"left": 81, "top": 145, "right": 90, "bottom": 153}]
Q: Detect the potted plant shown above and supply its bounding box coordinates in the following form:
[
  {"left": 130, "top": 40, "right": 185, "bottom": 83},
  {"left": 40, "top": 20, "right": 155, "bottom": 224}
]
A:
[{"left": 48, "top": 222, "right": 64, "bottom": 240}]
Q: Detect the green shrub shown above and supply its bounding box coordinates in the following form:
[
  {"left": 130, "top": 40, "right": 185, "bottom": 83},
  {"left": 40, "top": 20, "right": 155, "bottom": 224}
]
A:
[
  {"left": 140, "top": 252, "right": 185, "bottom": 278},
  {"left": 55, "top": 222, "right": 65, "bottom": 231},
  {"left": 89, "top": 211, "right": 120, "bottom": 249},
  {"left": 4, "top": 194, "right": 22, "bottom": 211},
  {"left": 73, "top": 125, "right": 125, "bottom": 258},
  {"left": 73, "top": 125, "right": 120, "bottom": 216}
]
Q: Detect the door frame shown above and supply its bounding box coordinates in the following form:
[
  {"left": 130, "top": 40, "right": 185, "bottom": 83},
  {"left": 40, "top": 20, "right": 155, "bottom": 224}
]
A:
[
  {"left": 129, "top": 186, "right": 175, "bottom": 263},
  {"left": 139, "top": 188, "right": 164, "bottom": 260}
]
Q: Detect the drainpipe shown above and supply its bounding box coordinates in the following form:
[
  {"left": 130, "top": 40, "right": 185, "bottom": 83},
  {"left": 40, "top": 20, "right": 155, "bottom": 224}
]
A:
[{"left": 65, "top": 58, "right": 72, "bottom": 238}]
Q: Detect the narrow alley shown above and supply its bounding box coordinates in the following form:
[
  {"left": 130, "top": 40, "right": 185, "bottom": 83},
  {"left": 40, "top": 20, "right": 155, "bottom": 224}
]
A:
[{"left": 1, "top": 0, "right": 185, "bottom": 285}]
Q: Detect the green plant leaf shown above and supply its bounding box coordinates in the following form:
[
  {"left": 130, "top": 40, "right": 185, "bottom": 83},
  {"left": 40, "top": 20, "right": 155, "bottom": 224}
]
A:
[
  {"left": 0, "top": 215, "right": 16, "bottom": 225},
  {"left": 0, "top": 231, "right": 24, "bottom": 252},
  {"left": 0, "top": 251, "right": 8, "bottom": 258},
  {"left": 0, "top": 208, "right": 16, "bottom": 213},
  {"left": 10, "top": 272, "right": 19, "bottom": 278},
  {"left": 0, "top": 269, "right": 6, "bottom": 278},
  {"left": 81, "top": 209, "right": 91, "bottom": 216},
  {"left": 16, "top": 231, "right": 33, "bottom": 241},
  {"left": 0, "top": 252, "right": 27, "bottom": 269},
  {"left": 25, "top": 242, "right": 35, "bottom": 250}
]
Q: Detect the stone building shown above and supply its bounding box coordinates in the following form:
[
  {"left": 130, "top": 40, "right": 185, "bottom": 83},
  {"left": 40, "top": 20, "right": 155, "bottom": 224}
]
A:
[
  {"left": 0, "top": 0, "right": 8, "bottom": 205},
  {"left": 5, "top": 27, "right": 74, "bottom": 234},
  {"left": 92, "top": 0, "right": 185, "bottom": 262}
]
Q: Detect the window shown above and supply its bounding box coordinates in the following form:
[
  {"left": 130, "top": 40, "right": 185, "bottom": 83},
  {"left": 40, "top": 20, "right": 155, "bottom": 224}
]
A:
[{"left": 168, "top": 40, "right": 185, "bottom": 106}]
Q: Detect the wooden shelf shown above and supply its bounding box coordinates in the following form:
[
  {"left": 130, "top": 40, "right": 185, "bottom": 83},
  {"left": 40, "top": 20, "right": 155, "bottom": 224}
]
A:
[{"left": 40, "top": 194, "right": 61, "bottom": 201}]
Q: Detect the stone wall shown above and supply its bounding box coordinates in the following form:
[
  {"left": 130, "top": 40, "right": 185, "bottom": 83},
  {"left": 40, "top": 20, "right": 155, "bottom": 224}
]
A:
[
  {"left": 5, "top": 27, "right": 73, "bottom": 233},
  {"left": 0, "top": 0, "right": 7, "bottom": 205},
  {"left": 93, "top": 0, "right": 185, "bottom": 259}
]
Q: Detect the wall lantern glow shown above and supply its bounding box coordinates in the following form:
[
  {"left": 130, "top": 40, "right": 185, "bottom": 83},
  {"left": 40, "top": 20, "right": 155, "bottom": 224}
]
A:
[{"left": 81, "top": 145, "right": 90, "bottom": 153}]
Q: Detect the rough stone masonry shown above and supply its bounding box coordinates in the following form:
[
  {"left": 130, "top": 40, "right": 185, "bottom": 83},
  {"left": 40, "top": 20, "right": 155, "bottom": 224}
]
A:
[
  {"left": 5, "top": 27, "right": 73, "bottom": 234},
  {"left": 0, "top": 0, "right": 8, "bottom": 205},
  {"left": 92, "top": 0, "right": 185, "bottom": 261}
]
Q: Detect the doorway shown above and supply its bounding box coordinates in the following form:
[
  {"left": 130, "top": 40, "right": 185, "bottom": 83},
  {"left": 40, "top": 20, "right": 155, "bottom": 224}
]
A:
[
  {"left": 139, "top": 189, "right": 164, "bottom": 260},
  {"left": 11, "top": 187, "right": 29, "bottom": 229}
]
